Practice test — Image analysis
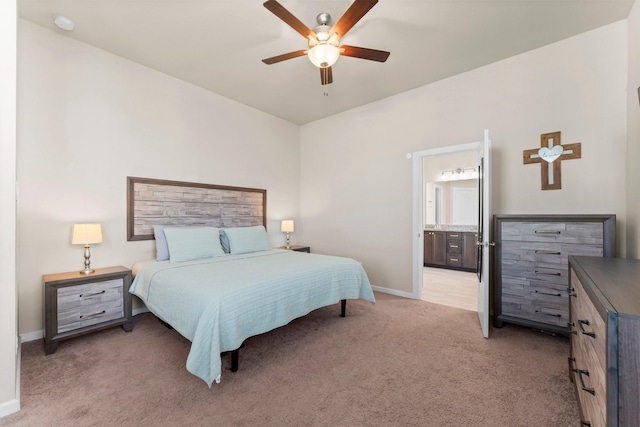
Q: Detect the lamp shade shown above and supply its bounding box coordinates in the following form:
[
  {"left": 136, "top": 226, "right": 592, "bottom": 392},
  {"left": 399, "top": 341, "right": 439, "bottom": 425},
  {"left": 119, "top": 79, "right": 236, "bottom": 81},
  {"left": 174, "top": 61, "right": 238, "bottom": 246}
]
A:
[
  {"left": 280, "top": 220, "right": 294, "bottom": 233},
  {"left": 72, "top": 224, "right": 103, "bottom": 245}
]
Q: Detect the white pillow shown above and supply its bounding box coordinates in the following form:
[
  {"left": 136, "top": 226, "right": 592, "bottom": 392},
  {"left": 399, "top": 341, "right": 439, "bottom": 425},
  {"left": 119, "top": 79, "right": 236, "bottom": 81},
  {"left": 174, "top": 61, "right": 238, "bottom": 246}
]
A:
[
  {"left": 223, "top": 226, "right": 270, "bottom": 255},
  {"left": 163, "top": 227, "right": 226, "bottom": 262}
]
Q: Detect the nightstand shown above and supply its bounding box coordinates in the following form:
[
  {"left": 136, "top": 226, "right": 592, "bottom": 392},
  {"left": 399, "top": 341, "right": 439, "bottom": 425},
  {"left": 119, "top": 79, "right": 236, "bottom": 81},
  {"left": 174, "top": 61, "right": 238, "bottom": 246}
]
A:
[
  {"left": 277, "top": 245, "right": 310, "bottom": 253},
  {"left": 43, "top": 266, "right": 134, "bottom": 355}
]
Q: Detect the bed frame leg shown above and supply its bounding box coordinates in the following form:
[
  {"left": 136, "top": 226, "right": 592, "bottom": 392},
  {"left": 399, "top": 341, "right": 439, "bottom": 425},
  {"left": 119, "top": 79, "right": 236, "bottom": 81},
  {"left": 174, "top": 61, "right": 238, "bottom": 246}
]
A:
[
  {"left": 231, "top": 349, "right": 239, "bottom": 372},
  {"left": 340, "top": 299, "right": 346, "bottom": 317}
]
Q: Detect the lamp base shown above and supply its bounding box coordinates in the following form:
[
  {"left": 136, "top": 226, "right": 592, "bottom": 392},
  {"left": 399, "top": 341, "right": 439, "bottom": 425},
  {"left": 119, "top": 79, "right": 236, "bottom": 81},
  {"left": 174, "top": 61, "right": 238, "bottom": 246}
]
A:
[
  {"left": 80, "top": 244, "right": 94, "bottom": 275},
  {"left": 285, "top": 233, "right": 291, "bottom": 249}
]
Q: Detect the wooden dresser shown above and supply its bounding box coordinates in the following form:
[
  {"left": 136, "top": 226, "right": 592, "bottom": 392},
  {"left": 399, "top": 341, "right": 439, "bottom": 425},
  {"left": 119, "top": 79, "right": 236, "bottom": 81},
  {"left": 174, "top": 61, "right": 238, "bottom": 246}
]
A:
[
  {"left": 493, "top": 215, "right": 615, "bottom": 335},
  {"left": 568, "top": 256, "right": 640, "bottom": 427}
]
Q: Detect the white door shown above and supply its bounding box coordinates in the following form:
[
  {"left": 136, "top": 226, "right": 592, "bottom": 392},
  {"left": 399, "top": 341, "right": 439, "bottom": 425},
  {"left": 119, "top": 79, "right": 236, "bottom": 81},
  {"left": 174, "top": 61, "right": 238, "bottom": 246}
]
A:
[{"left": 476, "top": 130, "right": 492, "bottom": 338}]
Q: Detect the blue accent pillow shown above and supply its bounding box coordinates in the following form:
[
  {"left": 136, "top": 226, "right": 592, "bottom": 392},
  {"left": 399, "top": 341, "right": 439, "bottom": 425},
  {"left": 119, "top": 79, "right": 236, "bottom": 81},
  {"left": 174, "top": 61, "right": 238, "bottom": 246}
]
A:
[
  {"left": 163, "top": 227, "right": 226, "bottom": 262},
  {"left": 153, "top": 225, "right": 170, "bottom": 261},
  {"left": 223, "top": 226, "right": 270, "bottom": 255}
]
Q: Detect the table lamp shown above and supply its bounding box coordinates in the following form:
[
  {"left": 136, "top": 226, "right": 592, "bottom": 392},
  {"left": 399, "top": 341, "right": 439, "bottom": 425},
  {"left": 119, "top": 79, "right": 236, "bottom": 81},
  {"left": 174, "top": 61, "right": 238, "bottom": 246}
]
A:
[
  {"left": 72, "top": 223, "right": 103, "bottom": 275},
  {"left": 281, "top": 220, "right": 294, "bottom": 249}
]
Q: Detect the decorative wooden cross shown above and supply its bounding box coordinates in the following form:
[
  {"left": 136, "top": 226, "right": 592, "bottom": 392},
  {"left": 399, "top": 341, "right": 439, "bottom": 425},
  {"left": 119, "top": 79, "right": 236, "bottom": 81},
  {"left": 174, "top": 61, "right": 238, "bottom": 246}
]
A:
[{"left": 523, "top": 131, "right": 581, "bottom": 190}]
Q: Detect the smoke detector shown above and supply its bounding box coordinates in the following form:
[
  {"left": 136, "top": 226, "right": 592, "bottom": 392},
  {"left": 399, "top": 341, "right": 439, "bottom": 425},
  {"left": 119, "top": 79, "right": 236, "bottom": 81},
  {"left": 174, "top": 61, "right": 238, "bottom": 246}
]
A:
[{"left": 53, "top": 15, "right": 74, "bottom": 31}]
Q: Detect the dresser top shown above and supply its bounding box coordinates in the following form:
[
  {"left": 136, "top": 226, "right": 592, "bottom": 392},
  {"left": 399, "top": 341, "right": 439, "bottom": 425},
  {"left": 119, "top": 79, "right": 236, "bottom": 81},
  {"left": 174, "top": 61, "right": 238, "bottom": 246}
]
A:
[
  {"left": 569, "top": 256, "right": 640, "bottom": 317},
  {"left": 494, "top": 214, "right": 616, "bottom": 221}
]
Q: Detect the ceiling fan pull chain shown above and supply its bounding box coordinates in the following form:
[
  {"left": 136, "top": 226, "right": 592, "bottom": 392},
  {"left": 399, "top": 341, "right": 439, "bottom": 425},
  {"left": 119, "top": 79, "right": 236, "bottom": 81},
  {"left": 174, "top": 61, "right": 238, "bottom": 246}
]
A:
[{"left": 322, "top": 68, "right": 329, "bottom": 96}]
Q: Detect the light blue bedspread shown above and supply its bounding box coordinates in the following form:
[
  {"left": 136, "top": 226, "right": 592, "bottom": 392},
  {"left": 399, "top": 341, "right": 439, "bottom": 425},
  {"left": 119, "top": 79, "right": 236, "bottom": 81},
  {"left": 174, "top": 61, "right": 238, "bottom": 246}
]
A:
[{"left": 129, "top": 249, "right": 375, "bottom": 386}]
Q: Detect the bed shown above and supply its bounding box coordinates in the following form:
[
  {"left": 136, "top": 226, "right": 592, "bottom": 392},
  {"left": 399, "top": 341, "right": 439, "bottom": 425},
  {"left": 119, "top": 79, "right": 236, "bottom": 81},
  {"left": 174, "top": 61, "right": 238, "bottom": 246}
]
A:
[{"left": 126, "top": 177, "right": 375, "bottom": 386}]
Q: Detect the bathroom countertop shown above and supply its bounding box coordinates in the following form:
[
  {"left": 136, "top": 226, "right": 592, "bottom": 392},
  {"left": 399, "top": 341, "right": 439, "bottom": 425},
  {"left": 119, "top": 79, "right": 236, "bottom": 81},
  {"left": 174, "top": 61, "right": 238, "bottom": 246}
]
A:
[{"left": 424, "top": 225, "right": 477, "bottom": 232}]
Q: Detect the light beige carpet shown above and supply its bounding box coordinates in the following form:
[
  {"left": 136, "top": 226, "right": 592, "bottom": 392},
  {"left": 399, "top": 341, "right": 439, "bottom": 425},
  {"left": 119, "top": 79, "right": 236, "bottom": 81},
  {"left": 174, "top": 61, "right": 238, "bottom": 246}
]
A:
[{"left": 1, "top": 292, "right": 578, "bottom": 426}]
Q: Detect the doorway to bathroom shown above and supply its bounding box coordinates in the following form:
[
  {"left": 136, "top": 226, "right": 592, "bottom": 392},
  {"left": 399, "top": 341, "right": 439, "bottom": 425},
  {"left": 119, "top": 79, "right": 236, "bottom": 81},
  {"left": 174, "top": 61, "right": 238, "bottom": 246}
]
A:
[
  {"left": 411, "top": 130, "right": 492, "bottom": 337},
  {"left": 422, "top": 151, "right": 479, "bottom": 312}
]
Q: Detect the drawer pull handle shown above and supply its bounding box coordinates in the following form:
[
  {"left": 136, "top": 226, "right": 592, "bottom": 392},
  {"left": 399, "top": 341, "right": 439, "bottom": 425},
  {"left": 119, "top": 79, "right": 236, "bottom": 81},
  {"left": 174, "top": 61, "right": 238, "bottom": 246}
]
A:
[
  {"left": 535, "top": 310, "right": 561, "bottom": 318},
  {"left": 578, "top": 319, "right": 596, "bottom": 338},
  {"left": 80, "top": 290, "right": 106, "bottom": 298},
  {"left": 534, "top": 290, "right": 562, "bottom": 297},
  {"left": 450, "top": 258, "right": 459, "bottom": 262},
  {"left": 567, "top": 287, "right": 577, "bottom": 297},
  {"left": 577, "top": 369, "right": 595, "bottom": 395},
  {"left": 568, "top": 357, "right": 578, "bottom": 373},
  {"left": 534, "top": 250, "right": 561, "bottom": 255},
  {"left": 449, "top": 234, "right": 459, "bottom": 238},
  {"left": 535, "top": 230, "right": 561, "bottom": 235},
  {"left": 449, "top": 244, "right": 459, "bottom": 248},
  {"left": 534, "top": 270, "right": 562, "bottom": 276},
  {"left": 79, "top": 310, "right": 106, "bottom": 320}
]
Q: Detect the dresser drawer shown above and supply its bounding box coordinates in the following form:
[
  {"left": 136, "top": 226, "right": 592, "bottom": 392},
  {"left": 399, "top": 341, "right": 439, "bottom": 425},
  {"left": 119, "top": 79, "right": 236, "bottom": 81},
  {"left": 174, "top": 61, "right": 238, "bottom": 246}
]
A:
[
  {"left": 502, "top": 302, "right": 568, "bottom": 327},
  {"left": 502, "top": 277, "right": 569, "bottom": 327},
  {"left": 502, "top": 222, "right": 603, "bottom": 244},
  {"left": 501, "top": 241, "right": 603, "bottom": 265},
  {"left": 501, "top": 259, "right": 567, "bottom": 287}
]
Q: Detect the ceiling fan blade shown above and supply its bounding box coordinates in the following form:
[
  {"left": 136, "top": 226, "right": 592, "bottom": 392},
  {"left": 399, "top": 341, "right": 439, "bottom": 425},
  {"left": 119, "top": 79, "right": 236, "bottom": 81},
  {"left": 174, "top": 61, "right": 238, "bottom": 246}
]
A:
[
  {"left": 262, "top": 50, "right": 307, "bottom": 65},
  {"left": 263, "top": 0, "right": 316, "bottom": 41},
  {"left": 329, "top": 0, "right": 378, "bottom": 40},
  {"left": 320, "top": 66, "right": 333, "bottom": 85},
  {"left": 340, "top": 45, "right": 390, "bottom": 62}
]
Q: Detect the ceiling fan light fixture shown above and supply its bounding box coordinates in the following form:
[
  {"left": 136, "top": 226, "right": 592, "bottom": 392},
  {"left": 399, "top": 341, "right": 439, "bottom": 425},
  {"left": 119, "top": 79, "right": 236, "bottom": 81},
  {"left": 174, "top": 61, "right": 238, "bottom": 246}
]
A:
[{"left": 308, "top": 43, "right": 340, "bottom": 68}]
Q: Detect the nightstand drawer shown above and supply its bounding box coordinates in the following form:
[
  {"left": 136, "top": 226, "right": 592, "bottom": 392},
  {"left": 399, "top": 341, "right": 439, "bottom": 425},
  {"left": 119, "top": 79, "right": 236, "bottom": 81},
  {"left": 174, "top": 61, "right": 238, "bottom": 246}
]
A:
[
  {"left": 58, "top": 304, "right": 124, "bottom": 333},
  {"left": 57, "top": 278, "right": 123, "bottom": 310},
  {"left": 57, "top": 279, "right": 124, "bottom": 333}
]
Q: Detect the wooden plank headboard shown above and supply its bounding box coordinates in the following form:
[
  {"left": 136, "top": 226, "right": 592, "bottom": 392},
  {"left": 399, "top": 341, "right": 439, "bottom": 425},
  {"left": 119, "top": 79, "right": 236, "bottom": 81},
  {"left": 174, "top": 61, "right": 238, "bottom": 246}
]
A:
[{"left": 127, "top": 177, "right": 267, "bottom": 241}]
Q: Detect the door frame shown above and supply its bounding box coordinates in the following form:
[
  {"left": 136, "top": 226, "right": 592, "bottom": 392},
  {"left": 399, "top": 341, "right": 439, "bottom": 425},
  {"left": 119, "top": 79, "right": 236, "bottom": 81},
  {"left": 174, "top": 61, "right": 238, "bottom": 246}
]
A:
[{"left": 411, "top": 141, "right": 480, "bottom": 300}]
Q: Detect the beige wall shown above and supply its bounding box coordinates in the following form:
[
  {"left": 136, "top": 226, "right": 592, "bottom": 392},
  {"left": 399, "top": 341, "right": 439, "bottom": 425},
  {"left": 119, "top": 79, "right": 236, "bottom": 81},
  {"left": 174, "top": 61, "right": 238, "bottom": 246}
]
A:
[
  {"left": 0, "top": 0, "right": 19, "bottom": 415},
  {"left": 299, "top": 21, "right": 628, "bottom": 294},
  {"left": 16, "top": 20, "right": 301, "bottom": 335},
  {"left": 627, "top": 1, "right": 640, "bottom": 258}
]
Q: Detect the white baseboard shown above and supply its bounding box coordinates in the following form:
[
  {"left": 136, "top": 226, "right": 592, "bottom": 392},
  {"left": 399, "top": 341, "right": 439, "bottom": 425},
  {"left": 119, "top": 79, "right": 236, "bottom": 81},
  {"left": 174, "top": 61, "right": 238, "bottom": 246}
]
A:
[
  {"left": 370, "top": 285, "right": 415, "bottom": 299},
  {"left": 20, "top": 329, "right": 42, "bottom": 343},
  {"left": 0, "top": 339, "right": 21, "bottom": 419},
  {"left": 20, "top": 308, "right": 150, "bottom": 343},
  {"left": 0, "top": 399, "right": 20, "bottom": 419}
]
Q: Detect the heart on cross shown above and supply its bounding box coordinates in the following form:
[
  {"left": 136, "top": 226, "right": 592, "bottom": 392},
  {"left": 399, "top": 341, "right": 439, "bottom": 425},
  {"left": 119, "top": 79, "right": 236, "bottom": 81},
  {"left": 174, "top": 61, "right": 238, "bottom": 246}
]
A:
[{"left": 538, "top": 145, "right": 564, "bottom": 163}]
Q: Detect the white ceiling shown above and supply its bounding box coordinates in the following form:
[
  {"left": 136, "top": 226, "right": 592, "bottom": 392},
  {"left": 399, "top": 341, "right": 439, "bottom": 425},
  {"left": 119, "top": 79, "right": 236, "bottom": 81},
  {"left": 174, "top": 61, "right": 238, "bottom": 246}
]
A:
[{"left": 18, "top": 0, "right": 634, "bottom": 125}]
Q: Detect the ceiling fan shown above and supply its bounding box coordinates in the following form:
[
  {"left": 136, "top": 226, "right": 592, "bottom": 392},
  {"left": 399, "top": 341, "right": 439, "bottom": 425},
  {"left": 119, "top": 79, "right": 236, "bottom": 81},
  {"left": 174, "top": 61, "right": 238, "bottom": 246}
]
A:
[{"left": 262, "top": 0, "right": 390, "bottom": 88}]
